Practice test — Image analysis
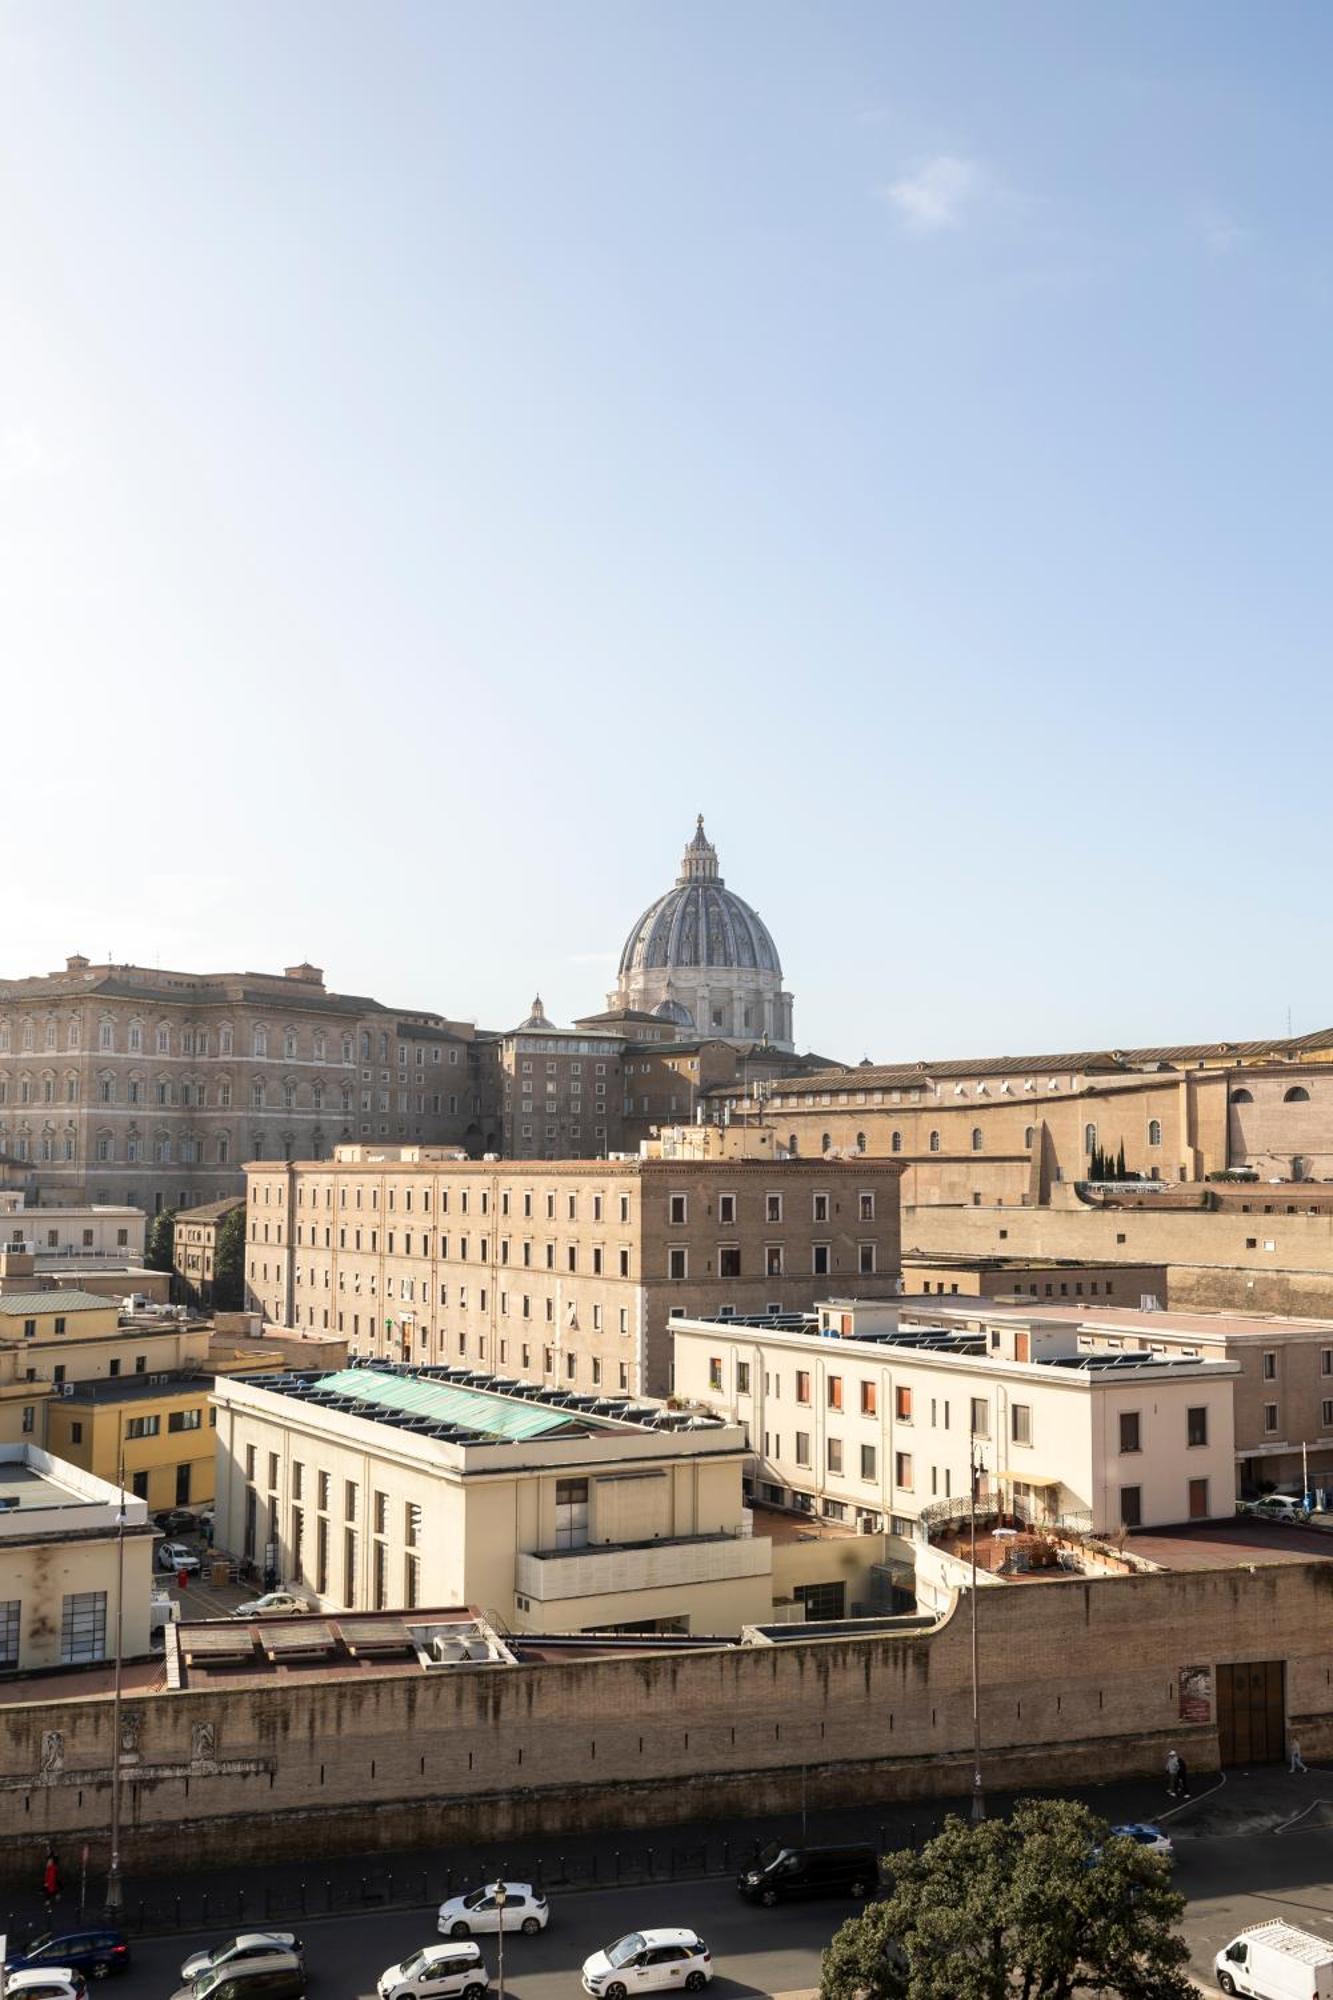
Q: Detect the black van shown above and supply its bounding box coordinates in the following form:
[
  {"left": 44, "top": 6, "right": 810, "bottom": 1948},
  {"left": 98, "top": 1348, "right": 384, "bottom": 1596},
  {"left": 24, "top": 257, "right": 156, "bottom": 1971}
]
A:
[{"left": 737, "top": 1842, "right": 879, "bottom": 1905}]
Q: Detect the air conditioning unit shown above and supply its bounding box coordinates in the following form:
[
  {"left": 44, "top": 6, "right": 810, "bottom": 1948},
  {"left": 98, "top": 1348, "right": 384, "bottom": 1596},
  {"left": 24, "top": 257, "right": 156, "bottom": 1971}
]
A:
[{"left": 59, "top": 1383, "right": 75, "bottom": 1398}]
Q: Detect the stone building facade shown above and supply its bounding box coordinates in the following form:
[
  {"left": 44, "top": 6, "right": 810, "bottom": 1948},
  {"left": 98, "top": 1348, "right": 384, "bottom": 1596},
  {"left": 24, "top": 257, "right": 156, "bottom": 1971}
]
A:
[
  {"left": 244, "top": 1147, "right": 904, "bottom": 1397},
  {"left": 0, "top": 957, "right": 495, "bottom": 1214},
  {"left": 496, "top": 1002, "right": 625, "bottom": 1160},
  {"left": 173, "top": 1195, "right": 245, "bottom": 1308}
]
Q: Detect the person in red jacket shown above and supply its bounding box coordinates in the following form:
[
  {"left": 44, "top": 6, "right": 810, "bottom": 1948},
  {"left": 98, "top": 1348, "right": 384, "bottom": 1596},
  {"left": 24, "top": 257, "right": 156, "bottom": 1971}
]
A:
[{"left": 42, "top": 1848, "right": 61, "bottom": 1909}]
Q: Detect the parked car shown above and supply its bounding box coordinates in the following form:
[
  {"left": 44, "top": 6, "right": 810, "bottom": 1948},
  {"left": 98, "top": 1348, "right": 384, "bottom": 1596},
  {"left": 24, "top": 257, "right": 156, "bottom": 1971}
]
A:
[
  {"left": 231, "top": 1594, "right": 309, "bottom": 1620},
  {"left": 1240, "top": 1495, "right": 1311, "bottom": 1524},
  {"left": 1108, "top": 1823, "right": 1174, "bottom": 1860},
  {"left": 5, "top": 1971, "right": 89, "bottom": 2000},
  {"left": 5, "top": 1932, "right": 130, "bottom": 1981},
  {"left": 180, "top": 1937, "right": 303, "bottom": 1984},
  {"left": 157, "top": 1540, "right": 202, "bottom": 1573},
  {"left": 174, "top": 1958, "right": 305, "bottom": 2000},
  {"left": 377, "top": 1944, "right": 489, "bottom": 2000},
  {"left": 581, "top": 1930, "right": 713, "bottom": 1997},
  {"left": 737, "top": 1843, "right": 878, "bottom": 1905},
  {"left": 153, "top": 1509, "right": 200, "bottom": 1538},
  {"left": 437, "top": 1882, "right": 547, "bottom": 1937}
]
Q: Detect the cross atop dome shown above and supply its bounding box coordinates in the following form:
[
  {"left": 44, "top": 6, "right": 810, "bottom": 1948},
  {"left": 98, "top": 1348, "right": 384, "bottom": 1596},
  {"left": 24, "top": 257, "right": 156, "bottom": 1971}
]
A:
[{"left": 679, "top": 815, "right": 721, "bottom": 884}]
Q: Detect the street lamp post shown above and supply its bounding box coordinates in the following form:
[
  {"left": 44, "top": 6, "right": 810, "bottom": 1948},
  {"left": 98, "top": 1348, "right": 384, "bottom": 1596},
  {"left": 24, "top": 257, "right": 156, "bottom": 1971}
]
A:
[
  {"left": 969, "top": 1442, "right": 986, "bottom": 1822},
  {"left": 493, "top": 1881, "right": 507, "bottom": 2000}
]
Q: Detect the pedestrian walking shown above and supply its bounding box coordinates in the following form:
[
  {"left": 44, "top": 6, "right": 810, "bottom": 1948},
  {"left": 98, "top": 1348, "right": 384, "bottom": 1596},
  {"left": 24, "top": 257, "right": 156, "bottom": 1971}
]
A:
[
  {"left": 1165, "top": 1748, "right": 1181, "bottom": 1798},
  {"left": 1290, "top": 1738, "right": 1308, "bottom": 1774},
  {"left": 1176, "top": 1753, "right": 1190, "bottom": 1798},
  {"left": 41, "top": 1848, "right": 61, "bottom": 1913}
]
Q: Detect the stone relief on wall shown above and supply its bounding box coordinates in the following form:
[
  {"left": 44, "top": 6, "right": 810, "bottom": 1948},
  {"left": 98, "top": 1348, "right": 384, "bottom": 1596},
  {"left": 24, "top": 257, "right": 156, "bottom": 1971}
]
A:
[
  {"left": 190, "top": 1722, "right": 217, "bottom": 1765},
  {"left": 39, "top": 1730, "right": 64, "bottom": 1779}
]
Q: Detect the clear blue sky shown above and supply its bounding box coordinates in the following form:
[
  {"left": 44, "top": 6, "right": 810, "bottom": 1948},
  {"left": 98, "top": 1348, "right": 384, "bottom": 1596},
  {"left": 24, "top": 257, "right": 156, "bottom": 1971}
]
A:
[{"left": 5, "top": 3, "right": 1331, "bottom": 1060}]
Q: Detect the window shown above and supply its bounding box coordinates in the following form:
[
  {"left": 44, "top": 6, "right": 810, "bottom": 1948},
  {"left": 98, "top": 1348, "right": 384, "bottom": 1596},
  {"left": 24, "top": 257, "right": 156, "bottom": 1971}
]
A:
[
  {"left": 719, "top": 1245, "right": 741, "bottom": 1278},
  {"left": 168, "top": 1408, "right": 202, "bottom": 1433},
  {"left": 1084, "top": 1123, "right": 1097, "bottom": 1155},
  {"left": 895, "top": 1385, "right": 912, "bottom": 1422},
  {"left": 737, "top": 1361, "right": 751, "bottom": 1395},
  {"left": 1231, "top": 1087, "right": 1253, "bottom": 1104},
  {"left": 1264, "top": 1403, "right": 1279, "bottom": 1434},
  {"left": 669, "top": 1193, "right": 687, "bottom": 1224},
  {"left": 1148, "top": 1119, "right": 1162, "bottom": 1146},
  {"left": 796, "top": 1370, "right": 811, "bottom": 1404},
  {"left": 894, "top": 1451, "right": 913, "bottom": 1490},
  {"left": 344, "top": 1479, "right": 358, "bottom": 1521},
  {"left": 718, "top": 1193, "right": 736, "bottom": 1225},
  {"left": 1284, "top": 1086, "right": 1311, "bottom": 1103},
  {"left": 1263, "top": 1351, "right": 1277, "bottom": 1379},
  {"left": 708, "top": 1357, "right": 723, "bottom": 1390},
  {"left": 1119, "top": 1411, "right": 1141, "bottom": 1454},
  {"left": 1011, "top": 1403, "right": 1032, "bottom": 1445},
  {"left": 826, "top": 1437, "right": 843, "bottom": 1474},
  {"left": 555, "top": 1477, "right": 589, "bottom": 1549},
  {"left": 827, "top": 1375, "right": 843, "bottom": 1411},
  {"left": 859, "top": 1191, "right": 875, "bottom": 1221},
  {"left": 860, "top": 1442, "right": 877, "bottom": 1480},
  {"left": 126, "top": 1414, "right": 160, "bottom": 1438},
  {"left": 60, "top": 1590, "right": 107, "bottom": 1664},
  {"left": 765, "top": 1193, "right": 782, "bottom": 1223},
  {"left": 1120, "top": 1485, "right": 1142, "bottom": 1529},
  {"left": 1323, "top": 1400, "right": 1333, "bottom": 1430},
  {"left": 0, "top": 1599, "right": 18, "bottom": 1668},
  {"left": 812, "top": 1243, "right": 830, "bottom": 1276},
  {"left": 668, "top": 1247, "right": 687, "bottom": 1280},
  {"left": 1187, "top": 1406, "right": 1208, "bottom": 1447},
  {"left": 766, "top": 1245, "right": 783, "bottom": 1277},
  {"left": 860, "top": 1380, "right": 877, "bottom": 1416},
  {"left": 794, "top": 1431, "right": 811, "bottom": 1467},
  {"left": 813, "top": 1193, "right": 829, "bottom": 1223},
  {"left": 928, "top": 1131, "right": 940, "bottom": 1153},
  {"left": 971, "top": 1128, "right": 984, "bottom": 1152},
  {"left": 890, "top": 1131, "right": 902, "bottom": 1153}
]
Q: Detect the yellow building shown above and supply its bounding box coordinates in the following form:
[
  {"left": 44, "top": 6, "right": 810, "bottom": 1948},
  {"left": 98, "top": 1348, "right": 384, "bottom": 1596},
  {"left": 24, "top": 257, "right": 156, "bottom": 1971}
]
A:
[
  {"left": 0, "top": 1444, "right": 154, "bottom": 1668},
  {"left": 47, "top": 1373, "right": 217, "bottom": 1514}
]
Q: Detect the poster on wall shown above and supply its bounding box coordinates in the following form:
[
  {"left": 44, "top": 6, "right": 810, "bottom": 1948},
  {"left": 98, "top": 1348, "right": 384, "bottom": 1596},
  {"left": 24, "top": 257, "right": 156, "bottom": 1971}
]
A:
[{"left": 1179, "top": 1665, "right": 1212, "bottom": 1722}]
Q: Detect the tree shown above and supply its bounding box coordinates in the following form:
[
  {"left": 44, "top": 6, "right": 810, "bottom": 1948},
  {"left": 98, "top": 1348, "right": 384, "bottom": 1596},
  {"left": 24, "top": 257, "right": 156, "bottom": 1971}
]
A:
[
  {"left": 213, "top": 1204, "right": 247, "bottom": 1311},
  {"left": 819, "top": 1797, "right": 1194, "bottom": 2000},
  {"left": 145, "top": 1207, "right": 177, "bottom": 1273},
  {"left": 1116, "top": 1142, "right": 1127, "bottom": 1179}
]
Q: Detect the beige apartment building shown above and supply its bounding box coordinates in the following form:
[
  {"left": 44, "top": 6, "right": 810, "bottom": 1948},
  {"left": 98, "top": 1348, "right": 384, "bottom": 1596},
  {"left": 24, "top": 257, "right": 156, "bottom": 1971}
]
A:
[
  {"left": 0, "top": 955, "right": 493, "bottom": 1215},
  {"left": 706, "top": 1028, "right": 1333, "bottom": 1207},
  {"left": 212, "top": 1362, "right": 772, "bottom": 1635},
  {"left": 672, "top": 1299, "right": 1239, "bottom": 1540},
  {"left": 244, "top": 1146, "right": 904, "bottom": 1397},
  {"left": 173, "top": 1195, "right": 245, "bottom": 1308},
  {"left": 497, "top": 1002, "right": 625, "bottom": 1159}
]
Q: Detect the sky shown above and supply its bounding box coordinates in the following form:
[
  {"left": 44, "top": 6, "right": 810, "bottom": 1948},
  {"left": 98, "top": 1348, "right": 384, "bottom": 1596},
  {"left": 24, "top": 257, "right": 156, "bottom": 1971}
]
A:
[{"left": 4, "top": 2, "right": 1332, "bottom": 1062}]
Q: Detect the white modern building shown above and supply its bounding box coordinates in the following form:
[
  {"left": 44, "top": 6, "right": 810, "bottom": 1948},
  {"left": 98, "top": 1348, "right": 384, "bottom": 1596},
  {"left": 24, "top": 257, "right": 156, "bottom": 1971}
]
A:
[
  {"left": 212, "top": 1362, "right": 774, "bottom": 1636},
  {"left": 0, "top": 1444, "right": 154, "bottom": 1671},
  {"left": 670, "top": 1298, "right": 1239, "bottom": 1541}
]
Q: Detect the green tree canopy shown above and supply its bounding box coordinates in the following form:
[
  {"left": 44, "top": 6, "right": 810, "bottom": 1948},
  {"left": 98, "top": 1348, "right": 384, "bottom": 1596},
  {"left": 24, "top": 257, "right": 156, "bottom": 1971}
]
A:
[
  {"left": 819, "top": 1797, "right": 1194, "bottom": 2000},
  {"left": 213, "top": 1204, "right": 247, "bottom": 1311},
  {"left": 145, "top": 1206, "right": 177, "bottom": 1273}
]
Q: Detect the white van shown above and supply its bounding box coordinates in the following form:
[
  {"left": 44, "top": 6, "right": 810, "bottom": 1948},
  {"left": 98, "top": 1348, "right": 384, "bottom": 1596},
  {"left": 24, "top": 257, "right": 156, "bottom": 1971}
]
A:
[{"left": 1216, "top": 1919, "right": 1333, "bottom": 1997}]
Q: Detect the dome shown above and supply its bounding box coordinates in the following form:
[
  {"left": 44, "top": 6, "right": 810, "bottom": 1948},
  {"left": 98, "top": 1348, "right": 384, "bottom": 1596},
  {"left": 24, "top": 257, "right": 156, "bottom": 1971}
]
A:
[
  {"left": 618, "top": 818, "right": 782, "bottom": 979},
  {"left": 653, "top": 997, "right": 696, "bottom": 1027}
]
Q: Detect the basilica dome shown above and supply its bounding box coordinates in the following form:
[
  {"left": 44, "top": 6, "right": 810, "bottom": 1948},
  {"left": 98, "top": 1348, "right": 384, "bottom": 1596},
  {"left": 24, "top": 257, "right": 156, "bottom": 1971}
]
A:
[
  {"left": 610, "top": 819, "right": 794, "bottom": 1050},
  {"left": 617, "top": 818, "right": 782, "bottom": 981}
]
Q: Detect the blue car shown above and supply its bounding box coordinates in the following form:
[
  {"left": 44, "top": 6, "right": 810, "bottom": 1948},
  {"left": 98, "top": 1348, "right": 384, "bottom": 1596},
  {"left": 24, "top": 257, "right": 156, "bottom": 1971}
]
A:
[{"left": 5, "top": 1932, "right": 132, "bottom": 1981}]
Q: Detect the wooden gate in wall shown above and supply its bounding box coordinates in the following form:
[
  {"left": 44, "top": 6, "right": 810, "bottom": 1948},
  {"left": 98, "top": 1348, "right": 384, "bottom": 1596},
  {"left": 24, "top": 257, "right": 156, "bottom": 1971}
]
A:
[{"left": 1216, "top": 1660, "right": 1286, "bottom": 1765}]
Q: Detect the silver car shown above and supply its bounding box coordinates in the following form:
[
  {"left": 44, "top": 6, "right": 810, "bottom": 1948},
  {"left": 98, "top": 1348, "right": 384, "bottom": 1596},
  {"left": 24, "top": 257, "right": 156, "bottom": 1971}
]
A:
[{"left": 180, "top": 1937, "right": 303, "bottom": 1985}]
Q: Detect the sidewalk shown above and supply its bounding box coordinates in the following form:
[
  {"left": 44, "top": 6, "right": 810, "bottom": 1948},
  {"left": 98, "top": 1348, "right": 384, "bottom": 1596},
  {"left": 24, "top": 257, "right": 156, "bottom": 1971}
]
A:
[{"left": 8, "top": 1761, "right": 1329, "bottom": 1942}]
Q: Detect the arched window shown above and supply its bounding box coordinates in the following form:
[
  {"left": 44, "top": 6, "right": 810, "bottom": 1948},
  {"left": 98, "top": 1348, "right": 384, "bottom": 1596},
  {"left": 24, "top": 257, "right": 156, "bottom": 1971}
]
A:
[
  {"left": 1284, "top": 1086, "right": 1310, "bottom": 1103},
  {"left": 342, "top": 1034, "right": 354, "bottom": 1064},
  {"left": 821, "top": 1131, "right": 831, "bottom": 1152},
  {"left": 856, "top": 1131, "right": 866, "bottom": 1153},
  {"left": 360, "top": 1031, "right": 371, "bottom": 1061},
  {"left": 1230, "top": 1087, "right": 1253, "bottom": 1105},
  {"left": 788, "top": 1132, "right": 798, "bottom": 1154},
  {"left": 1023, "top": 1126, "right": 1035, "bottom": 1148},
  {"left": 929, "top": 1130, "right": 941, "bottom": 1153},
  {"left": 891, "top": 1130, "right": 902, "bottom": 1153},
  {"left": 1148, "top": 1119, "right": 1162, "bottom": 1146},
  {"left": 971, "top": 1127, "right": 984, "bottom": 1152},
  {"left": 1084, "top": 1123, "right": 1098, "bottom": 1154},
  {"left": 1293, "top": 1156, "right": 1309, "bottom": 1181}
]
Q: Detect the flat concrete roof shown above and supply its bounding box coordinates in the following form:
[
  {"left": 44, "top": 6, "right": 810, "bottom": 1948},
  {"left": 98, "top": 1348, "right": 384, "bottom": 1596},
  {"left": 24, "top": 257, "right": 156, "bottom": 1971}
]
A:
[
  {"left": 896, "top": 1298, "right": 1333, "bottom": 1341},
  {"left": 0, "top": 1461, "right": 91, "bottom": 1512},
  {"left": 1127, "top": 1517, "right": 1333, "bottom": 1569}
]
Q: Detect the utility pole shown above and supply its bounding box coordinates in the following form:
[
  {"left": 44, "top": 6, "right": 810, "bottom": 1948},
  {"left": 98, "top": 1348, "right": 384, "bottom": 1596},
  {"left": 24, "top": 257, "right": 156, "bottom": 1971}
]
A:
[{"left": 970, "top": 1441, "right": 985, "bottom": 1822}]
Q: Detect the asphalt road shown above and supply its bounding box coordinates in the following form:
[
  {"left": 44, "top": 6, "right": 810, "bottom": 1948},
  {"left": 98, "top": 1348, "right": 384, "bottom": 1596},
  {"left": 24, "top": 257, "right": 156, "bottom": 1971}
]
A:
[{"left": 60, "top": 1824, "right": 1333, "bottom": 2000}]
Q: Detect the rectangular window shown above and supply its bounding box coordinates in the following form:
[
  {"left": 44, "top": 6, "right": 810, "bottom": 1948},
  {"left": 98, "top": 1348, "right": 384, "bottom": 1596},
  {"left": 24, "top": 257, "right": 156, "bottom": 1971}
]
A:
[
  {"left": 1119, "top": 1411, "right": 1141, "bottom": 1454},
  {"left": 668, "top": 1247, "right": 687, "bottom": 1280},
  {"left": 858, "top": 1243, "right": 876, "bottom": 1275},
  {"left": 1263, "top": 1351, "right": 1277, "bottom": 1379},
  {"left": 1120, "top": 1485, "right": 1142, "bottom": 1529},
  {"left": 813, "top": 1193, "right": 829, "bottom": 1223},
  {"left": 718, "top": 1193, "right": 736, "bottom": 1226},
  {"left": 60, "top": 1590, "right": 108, "bottom": 1665},
  {"left": 344, "top": 1479, "right": 358, "bottom": 1521},
  {"left": 766, "top": 1193, "right": 782, "bottom": 1223},
  {"left": 827, "top": 1375, "right": 843, "bottom": 1411},
  {"left": 343, "top": 1527, "right": 358, "bottom": 1605},
  {"left": 766, "top": 1245, "right": 784, "bottom": 1277},
  {"left": 168, "top": 1408, "right": 202, "bottom": 1432},
  {"left": 895, "top": 1451, "right": 913, "bottom": 1491},
  {"left": 1324, "top": 1400, "right": 1333, "bottom": 1430},
  {"left": 318, "top": 1470, "right": 330, "bottom": 1511},
  {"left": 126, "top": 1414, "right": 160, "bottom": 1439},
  {"left": 861, "top": 1380, "right": 877, "bottom": 1416},
  {"left": 860, "top": 1442, "right": 877, "bottom": 1480},
  {"left": 970, "top": 1397, "right": 989, "bottom": 1438},
  {"left": 1186, "top": 1406, "right": 1208, "bottom": 1448},
  {"left": 1011, "top": 1404, "right": 1032, "bottom": 1446},
  {"left": 708, "top": 1357, "right": 723, "bottom": 1390},
  {"left": 812, "top": 1243, "right": 830, "bottom": 1276},
  {"left": 736, "top": 1361, "right": 751, "bottom": 1395},
  {"left": 316, "top": 1516, "right": 329, "bottom": 1594},
  {"left": 795, "top": 1370, "right": 811, "bottom": 1404},
  {"left": 1264, "top": 1402, "right": 1279, "bottom": 1434},
  {"left": 0, "top": 1599, "right": 19, "bottom": 1669},
  {"left": 859, "top": 1192, "right": 875, "bottom": 1221},
  {"left": 826, "top": 1437, "right": 843, "bottom": 1474},
  {"left": 718, "top": 1245, "right": 741, "bottom": 1278},
  {"left": 554, "top": 1477, "right": 589, "bottom": 1549},
  {"left": 669, "top": 1193, "right": 688, "bottom": 1224},
  {"left": 374, "top": 1490, "right": 388, "bottom": 1534},
  {"left": 895, "top": 1385, "right": 912, "bottom": 1422},
  {"left": 792, "top": 1430, "right": 810, "bottom": 1466}
]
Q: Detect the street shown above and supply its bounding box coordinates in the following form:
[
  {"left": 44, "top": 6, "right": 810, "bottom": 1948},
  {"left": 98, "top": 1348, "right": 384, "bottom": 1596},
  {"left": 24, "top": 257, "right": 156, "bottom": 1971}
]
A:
[{"left": 80, "top": 1824, "right": 1333, "bottom": 2000}]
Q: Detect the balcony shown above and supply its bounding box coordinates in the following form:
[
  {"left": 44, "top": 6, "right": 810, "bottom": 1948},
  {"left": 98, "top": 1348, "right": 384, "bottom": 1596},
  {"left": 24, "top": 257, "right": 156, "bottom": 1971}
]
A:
[{"left": 515, "top": 1531, "right": 771, "bottom": 1603}]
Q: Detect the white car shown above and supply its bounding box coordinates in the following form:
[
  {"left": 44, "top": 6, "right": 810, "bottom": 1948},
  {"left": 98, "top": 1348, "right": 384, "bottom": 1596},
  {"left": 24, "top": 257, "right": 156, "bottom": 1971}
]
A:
[
  {"left": 231, "top": 1593, "right": 309, "bottom": 1620},
  {"left": 582, "top": 1930, "right": 713, "bottom": 1997},
  {"left": 437, "top": 1882, "right": 548, "bottom": 1937},
  {"left": 1242, "top": 1495, "right": 1310, "bottom": 1524},
  {"left": 378, "top": 1944, "right": 488, "bottom": 2000},
  {"left": 1109, "top": 1823, "right": 1174, "bottom": 1860},
  {"left": 180, "top": 1935, "right": 303, "bottom": 1983},
  {"left": 157, "top": 1541, "right": 201, "bottom": 1573},
  {"left": 5, "top": 1973, "right": 88, "bottom": 2000}
]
